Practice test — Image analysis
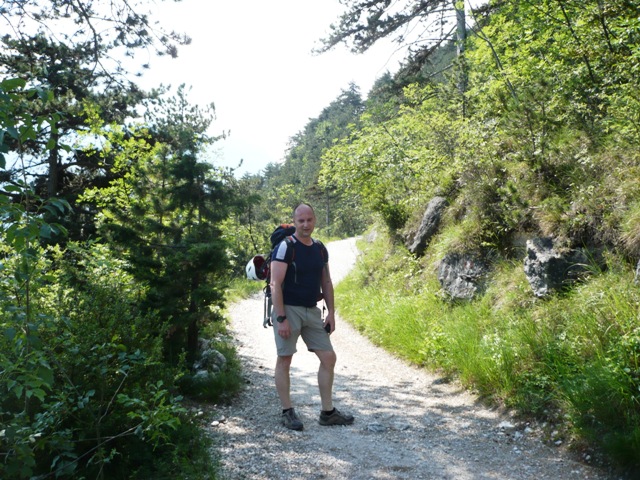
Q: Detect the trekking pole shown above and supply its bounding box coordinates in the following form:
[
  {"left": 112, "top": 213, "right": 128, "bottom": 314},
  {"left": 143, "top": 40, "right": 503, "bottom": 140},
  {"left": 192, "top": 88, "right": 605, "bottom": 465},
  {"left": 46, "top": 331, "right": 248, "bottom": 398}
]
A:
[{"left": 263, "top": 286, "right": 273, "bottom": 328}]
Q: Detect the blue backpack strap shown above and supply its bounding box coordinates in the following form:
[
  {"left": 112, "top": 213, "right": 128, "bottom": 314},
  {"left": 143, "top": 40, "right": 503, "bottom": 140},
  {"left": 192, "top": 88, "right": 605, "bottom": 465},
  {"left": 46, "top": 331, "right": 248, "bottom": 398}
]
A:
[
  {"left": 283, "top": 236, "right": 295, "bottom": 264},
  {"left": 317, "top": 239, "right": 328, "bottom": 263},
  {"left": 287, "top": 237, "right": 297, "bottom": 283},
  {"left": 314, "top": 239, "right": 328, "bottom": 302}
]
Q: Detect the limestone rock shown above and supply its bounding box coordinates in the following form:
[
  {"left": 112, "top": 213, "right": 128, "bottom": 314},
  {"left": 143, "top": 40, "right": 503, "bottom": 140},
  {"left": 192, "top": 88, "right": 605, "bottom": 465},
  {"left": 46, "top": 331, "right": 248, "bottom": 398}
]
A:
[
  {"left": 438, "top": 253, "right": 488, "bottom": 300},
  {"left": 523, "top": 237, "right": 590, "bottom": 297},
  {"left": 408, "top": 197, "right": 448, "bottom": 256}
]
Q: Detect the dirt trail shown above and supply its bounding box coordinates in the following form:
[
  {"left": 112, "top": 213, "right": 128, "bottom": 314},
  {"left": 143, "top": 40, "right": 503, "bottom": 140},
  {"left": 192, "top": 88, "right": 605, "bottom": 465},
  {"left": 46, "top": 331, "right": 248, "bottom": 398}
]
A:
[{"left": 209, "top": 238, "right": 614, "bottom": 480}]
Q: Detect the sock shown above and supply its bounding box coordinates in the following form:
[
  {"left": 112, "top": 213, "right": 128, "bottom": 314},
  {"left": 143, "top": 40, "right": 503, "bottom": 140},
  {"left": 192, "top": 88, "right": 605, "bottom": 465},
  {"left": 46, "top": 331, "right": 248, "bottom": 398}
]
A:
[
  {"left": 282, "top": 408, "right": 293, "bottom": 414},
  {"left": 322, "top": 408, "right": 335, "bottom": 415}
]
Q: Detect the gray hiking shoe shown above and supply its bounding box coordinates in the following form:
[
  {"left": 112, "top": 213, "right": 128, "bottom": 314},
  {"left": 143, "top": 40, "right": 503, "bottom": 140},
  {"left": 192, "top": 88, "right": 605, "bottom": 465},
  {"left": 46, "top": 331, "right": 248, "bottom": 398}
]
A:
[
  {"left": 319, "top": 408, "right": 354, "bottom": 426},
  {"left": 282, "top": 408, "right": 304, "bottom": 431}
]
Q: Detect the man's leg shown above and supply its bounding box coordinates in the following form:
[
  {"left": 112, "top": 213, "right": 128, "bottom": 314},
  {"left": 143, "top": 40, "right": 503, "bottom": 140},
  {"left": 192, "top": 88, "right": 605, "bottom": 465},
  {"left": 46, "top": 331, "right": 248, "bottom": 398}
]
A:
[
  {"left": 315, "top": 349, "right": 353, "bottom": 425},
  {"left": 315, "top": 349, "right": 336, "bottom": 411},
  {"left": 275, "top": 354, "right": 293, "bottom": 408},
  {"left": 276, "top": 354, "right": 304, "bottom": 430}
]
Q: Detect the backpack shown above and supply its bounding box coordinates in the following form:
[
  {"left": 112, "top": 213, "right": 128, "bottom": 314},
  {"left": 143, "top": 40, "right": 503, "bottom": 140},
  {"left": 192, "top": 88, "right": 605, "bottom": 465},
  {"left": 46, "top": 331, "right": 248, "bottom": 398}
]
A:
[{"left": 245, "top": 224, "right": 327, "bottom": 328}]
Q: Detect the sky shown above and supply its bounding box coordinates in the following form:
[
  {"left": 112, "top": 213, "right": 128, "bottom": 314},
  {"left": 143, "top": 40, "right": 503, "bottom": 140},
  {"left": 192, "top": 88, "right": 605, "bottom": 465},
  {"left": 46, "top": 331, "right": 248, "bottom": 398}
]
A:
[{"left": 137, "top": 0, "right": 408, "bottom": 177}]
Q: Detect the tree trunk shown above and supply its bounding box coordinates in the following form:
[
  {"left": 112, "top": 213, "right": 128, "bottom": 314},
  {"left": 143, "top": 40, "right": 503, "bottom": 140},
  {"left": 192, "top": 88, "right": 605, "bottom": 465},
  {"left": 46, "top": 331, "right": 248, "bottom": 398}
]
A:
[
  {"left": 47, "top": 130, "right": 60, "bottom": 198},
  {"left": 187, "top": 318, "right": 198, "bottom": 365},
  {"left": 454, "top": 1, "right": 468, "bottom": 116},
  {"left": 187, "top": 274, "right": 200, "bottom": 364}
]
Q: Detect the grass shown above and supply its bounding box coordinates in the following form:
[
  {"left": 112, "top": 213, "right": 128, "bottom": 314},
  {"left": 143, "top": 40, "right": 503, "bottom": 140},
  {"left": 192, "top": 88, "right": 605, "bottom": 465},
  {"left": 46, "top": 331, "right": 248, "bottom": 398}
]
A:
[
  {"left": 225, "top": 276, "right": 264, "bottom": 303},
  {"left": 335, "top": 231, "right": 640, "bottom": 473}
]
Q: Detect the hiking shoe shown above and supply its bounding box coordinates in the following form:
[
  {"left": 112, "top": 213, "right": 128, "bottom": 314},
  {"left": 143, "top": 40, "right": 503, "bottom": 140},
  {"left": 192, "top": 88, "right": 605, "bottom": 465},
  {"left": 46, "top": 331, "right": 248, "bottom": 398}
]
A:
[
  {"left": 282, "top": 408, "right": 304, "bottom": 431},
  {"left": 319, "top": 408, "right": 354, "bottom": 426}
]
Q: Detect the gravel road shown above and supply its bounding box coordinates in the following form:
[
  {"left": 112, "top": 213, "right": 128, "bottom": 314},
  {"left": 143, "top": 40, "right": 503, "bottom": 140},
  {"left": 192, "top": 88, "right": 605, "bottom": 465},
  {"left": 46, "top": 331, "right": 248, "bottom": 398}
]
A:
[{"left": 208, "top": 237, "right": 616, "bottom": 480}]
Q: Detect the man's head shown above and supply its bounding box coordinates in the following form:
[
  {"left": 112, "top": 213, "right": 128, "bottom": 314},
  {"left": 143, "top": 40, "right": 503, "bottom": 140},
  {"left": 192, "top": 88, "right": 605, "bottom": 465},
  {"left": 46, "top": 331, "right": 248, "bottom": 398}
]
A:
[{"left": 293, "top": 203, "right": 316, "bottom": 240}]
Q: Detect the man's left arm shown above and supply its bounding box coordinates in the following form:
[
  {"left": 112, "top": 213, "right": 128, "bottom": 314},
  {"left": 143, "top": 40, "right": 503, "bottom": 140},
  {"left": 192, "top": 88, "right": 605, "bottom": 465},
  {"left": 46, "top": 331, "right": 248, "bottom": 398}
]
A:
[{"left": 321, "top": 262, "right": 336, "bottom": 333}]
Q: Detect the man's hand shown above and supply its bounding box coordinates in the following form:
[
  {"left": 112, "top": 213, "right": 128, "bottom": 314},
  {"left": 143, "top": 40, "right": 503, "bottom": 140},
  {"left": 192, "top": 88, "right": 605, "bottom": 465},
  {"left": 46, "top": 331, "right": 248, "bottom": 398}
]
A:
[
  {"left": 277, "top": 319, "right": 291, "bottom": 339},
  {"left": 323, "top": 313, "right": 336, "bottom": 334}
]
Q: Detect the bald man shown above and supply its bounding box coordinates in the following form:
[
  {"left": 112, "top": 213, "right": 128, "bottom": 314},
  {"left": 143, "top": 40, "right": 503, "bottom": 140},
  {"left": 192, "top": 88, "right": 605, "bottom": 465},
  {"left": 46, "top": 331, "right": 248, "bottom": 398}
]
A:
[{"left": 269, "top": 202, "right": 354, "bottom": 431}]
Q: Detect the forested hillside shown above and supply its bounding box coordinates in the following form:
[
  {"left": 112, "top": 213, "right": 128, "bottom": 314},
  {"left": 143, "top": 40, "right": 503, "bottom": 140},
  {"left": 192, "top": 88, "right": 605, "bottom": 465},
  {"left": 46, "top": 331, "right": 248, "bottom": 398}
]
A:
[
  {"left": 2, "top": 0, "right": 640, "bottom": 477},
  {"left": 236, "top": 0, "right": 640, "bottom": 475}
]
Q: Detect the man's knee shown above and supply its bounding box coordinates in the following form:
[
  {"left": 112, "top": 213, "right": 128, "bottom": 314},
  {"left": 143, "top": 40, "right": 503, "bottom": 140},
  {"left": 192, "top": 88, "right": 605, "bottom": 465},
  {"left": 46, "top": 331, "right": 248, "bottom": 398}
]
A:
[
  {"left": 316, "top": 350, "right": 336, "bottom": 369},
  {"left": 276, "top": 355, "right": 293, "bottom": 369}
]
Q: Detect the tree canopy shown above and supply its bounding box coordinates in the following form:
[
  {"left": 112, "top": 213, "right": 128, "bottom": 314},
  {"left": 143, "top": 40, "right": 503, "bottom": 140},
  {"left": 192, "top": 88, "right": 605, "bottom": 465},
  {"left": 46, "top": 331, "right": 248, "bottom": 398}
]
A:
[
  {"left": 319, "top": 0, "right": 463, "bottom": 54},
  {"left": 0, "top": 2, "right": 245, "bottom": 477}
]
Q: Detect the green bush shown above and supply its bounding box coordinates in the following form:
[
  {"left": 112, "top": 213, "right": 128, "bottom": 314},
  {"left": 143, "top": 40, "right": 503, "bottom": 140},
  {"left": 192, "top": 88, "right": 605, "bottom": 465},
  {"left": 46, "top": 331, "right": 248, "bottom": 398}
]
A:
[{"left": 0, "top": 241, "right": 217, "bottom": 478}]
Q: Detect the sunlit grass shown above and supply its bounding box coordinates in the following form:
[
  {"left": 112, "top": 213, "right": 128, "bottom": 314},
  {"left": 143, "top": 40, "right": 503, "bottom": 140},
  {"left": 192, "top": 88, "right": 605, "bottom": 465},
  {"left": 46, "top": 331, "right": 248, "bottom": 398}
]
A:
[
  {"left": 336, "top": 230, "right": 640, "bottom": 470},
  {"left": 225, "top": 276, "right": 264, "bottom": 303}
]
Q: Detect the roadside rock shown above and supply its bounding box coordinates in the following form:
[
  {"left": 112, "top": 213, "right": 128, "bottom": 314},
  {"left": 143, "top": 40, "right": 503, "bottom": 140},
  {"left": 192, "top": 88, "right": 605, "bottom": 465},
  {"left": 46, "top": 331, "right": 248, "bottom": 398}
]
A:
[
  {"left": 524, "top": 237, "right": 590, "bottom": 297},
  {"left": 438, "top": 252, "right": 488, "bottom": 300},
  {"left": 407, "top": 196, "right": 448, "bottom": 256}
]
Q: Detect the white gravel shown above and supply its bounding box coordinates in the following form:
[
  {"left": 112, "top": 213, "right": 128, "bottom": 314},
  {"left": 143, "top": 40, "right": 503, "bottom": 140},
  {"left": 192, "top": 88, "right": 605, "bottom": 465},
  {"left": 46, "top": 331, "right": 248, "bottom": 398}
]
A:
[{"left": 207, "top": 238, "right": 615, "bottom": 480}]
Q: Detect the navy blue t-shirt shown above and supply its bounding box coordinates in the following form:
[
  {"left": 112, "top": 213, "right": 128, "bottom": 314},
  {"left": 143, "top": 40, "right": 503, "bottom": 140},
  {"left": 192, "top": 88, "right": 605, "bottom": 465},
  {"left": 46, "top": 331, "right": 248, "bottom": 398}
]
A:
[{"left": 271, "top": 235, "right": 328, "bottom": 307}]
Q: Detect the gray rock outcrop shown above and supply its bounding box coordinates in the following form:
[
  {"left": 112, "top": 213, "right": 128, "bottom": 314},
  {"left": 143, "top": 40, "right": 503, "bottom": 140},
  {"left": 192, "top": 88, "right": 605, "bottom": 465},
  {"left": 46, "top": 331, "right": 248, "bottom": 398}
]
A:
[
  {"left": 523, "top": 237, "right": 590, "bottom": 297},
  {"left": 193, "top": 338, "right": 227, "bottom": 376},
  {"left": 194, "top": 347, "right": 227, "bottom": 373},
  {"left": 438, "top": 253, "right": 488, "bottom": 300},
  {"left": 408, "top": 196, "right": 448, "bottom": 256}
]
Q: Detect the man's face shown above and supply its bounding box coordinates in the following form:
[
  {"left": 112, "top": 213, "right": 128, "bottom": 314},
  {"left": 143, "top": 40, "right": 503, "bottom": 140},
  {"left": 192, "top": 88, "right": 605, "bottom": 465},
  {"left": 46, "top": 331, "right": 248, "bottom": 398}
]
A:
[{"left": 293, "top": 206, "right": 316, "bottom": 239}]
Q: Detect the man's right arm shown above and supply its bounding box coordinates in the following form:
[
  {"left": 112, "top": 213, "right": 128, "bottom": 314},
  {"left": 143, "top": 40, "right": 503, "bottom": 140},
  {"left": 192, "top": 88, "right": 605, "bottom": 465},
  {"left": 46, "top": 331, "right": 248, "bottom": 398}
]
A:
[{"left": 270, "top": 260, "right": 290, "bottom": 338}]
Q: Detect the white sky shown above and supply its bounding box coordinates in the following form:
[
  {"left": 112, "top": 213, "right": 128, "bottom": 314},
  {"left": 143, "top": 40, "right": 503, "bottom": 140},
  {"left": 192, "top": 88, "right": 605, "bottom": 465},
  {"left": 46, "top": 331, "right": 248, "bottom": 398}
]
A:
[{"left": 138, "top": 0, "right": 407, "bottom": 176}]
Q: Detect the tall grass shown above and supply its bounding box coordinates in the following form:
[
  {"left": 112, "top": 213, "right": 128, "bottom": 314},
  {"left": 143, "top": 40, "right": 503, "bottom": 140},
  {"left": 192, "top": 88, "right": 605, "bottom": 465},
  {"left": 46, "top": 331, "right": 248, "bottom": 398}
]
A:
[
  {"left": 225, "top": 277, "right": 264, "bottom": 303},
  {"left": 336, "top": 233, "right": 640, "bottom": 472}
]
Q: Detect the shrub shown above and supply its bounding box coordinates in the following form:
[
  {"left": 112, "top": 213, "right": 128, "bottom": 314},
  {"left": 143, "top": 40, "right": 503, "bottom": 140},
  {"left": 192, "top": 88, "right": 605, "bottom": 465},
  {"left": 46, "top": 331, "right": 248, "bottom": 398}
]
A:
[{"left": 0, "top": 241, "right": 215, "bottom": 478}]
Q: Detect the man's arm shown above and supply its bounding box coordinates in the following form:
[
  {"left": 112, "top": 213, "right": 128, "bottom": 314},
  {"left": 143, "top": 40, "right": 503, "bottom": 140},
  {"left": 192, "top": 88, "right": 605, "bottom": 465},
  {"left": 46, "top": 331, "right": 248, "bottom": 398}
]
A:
[
  {"left": 270, "top": 260, "right": 291, "bottom": 339},
  {"left": 321, "top": 262, "right": 336, "bottom": 333}
]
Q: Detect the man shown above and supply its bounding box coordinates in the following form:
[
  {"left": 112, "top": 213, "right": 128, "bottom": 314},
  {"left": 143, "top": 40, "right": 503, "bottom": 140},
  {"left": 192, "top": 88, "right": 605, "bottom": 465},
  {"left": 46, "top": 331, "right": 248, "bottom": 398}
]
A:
[{"left": 269, "top": 202, "right": 354, "bottom": 431}]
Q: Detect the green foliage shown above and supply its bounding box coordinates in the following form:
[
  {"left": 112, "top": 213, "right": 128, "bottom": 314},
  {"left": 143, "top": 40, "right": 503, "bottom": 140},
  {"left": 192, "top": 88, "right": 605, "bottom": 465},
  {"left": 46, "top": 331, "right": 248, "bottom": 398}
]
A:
[
  {"left": 318, "top": 0, "right": 458, "bottom": 55},
  {"left": 1, "top": 79, "right": 229, "bottom": 478},
  {"left": 0, "top": 3, "right": 245, "bottom": 477},
  {"left": 321, "top": 85, "right": 499, "bottom": 234},
  {"left": 5, "top": 0, "right": 640, "bottom": 474},
  {"left": 0, "top": 227, "right": 211, "bottom": 478},
  {"left": 0, "top": 0, "right": 190, "bottom": 242},
  {"left": 0, "top": 77, "right": 60, "bottom": 169},
  {"left": 338, "top": 230, "right": 640, "bottom": 471},
  {"left": 225, "top": 276, "right": 264, "bottom": 303},
  {"left": 336, "top": 232, "right": 442, "bottom": 364},
  {"left": 316, "top": 0, "right": 640, "bottom": 256},
  {"left": 621, "top": 200, "right": 640, "bottom": 256},
  {"left": 528, "top": 271, "right": 640, "bottom": 466},
  {"left": 1, "top": 0, "right": 186, "bottom": 59},
  {"left": 80, "top": 86, "right": 241, "bottom": 364},
  {"left": 248, "top": 84, "right": 370, "bottom": 239}
]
